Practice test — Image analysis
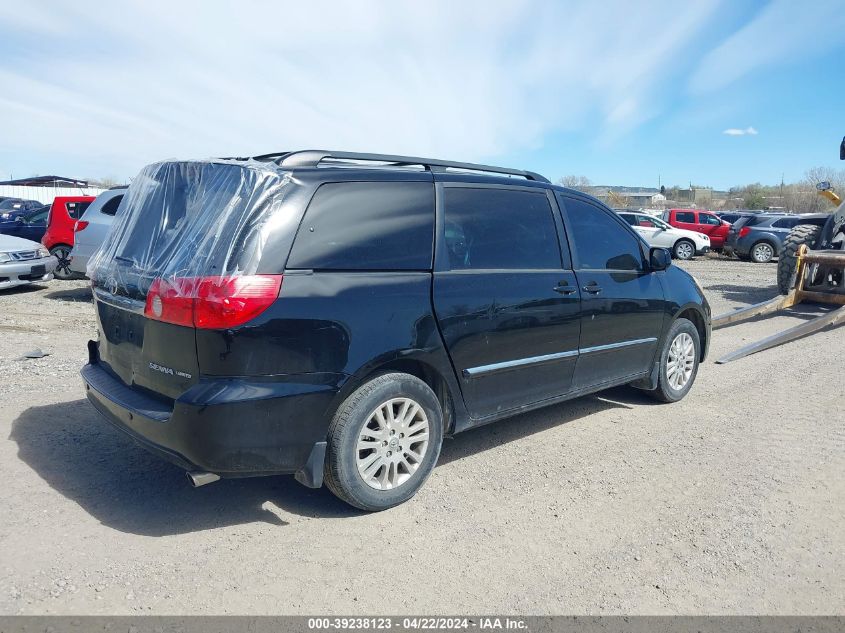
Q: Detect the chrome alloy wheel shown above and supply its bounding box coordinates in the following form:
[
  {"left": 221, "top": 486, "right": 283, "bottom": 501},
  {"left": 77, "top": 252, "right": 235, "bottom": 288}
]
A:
[
  {"left": 356, "top": 397, "right": 430, "bottom": 491},
  {"left": 667, "top": 332, "right": 696, "bottom": 390}
]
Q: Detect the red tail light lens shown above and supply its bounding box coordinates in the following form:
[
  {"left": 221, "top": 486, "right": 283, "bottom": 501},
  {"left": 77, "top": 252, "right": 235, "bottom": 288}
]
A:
[
  {"left": 738, "top": 226, "right": 751, "bottom": 238},
  {"left": 144, "top": 275, "right": 282, "bottom": 329},
  {"left": 74, "top": 221, "right": 89, "bottom": 232}
]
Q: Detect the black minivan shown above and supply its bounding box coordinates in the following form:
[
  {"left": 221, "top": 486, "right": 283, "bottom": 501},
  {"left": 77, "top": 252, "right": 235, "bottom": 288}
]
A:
[{"left": 82, "top": 151, "right": 710, "bottom": 510}]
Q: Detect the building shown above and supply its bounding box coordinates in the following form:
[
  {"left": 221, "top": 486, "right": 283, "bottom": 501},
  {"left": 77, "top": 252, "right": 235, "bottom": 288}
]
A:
[{"left": 0, "top": 176, "right": 105, "bottom": 204}]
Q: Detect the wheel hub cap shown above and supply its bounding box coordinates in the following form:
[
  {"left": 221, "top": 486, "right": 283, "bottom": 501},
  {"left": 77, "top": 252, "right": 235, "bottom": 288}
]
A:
[{"left": 356, "top": 397, "right": 430, "bottom": 491}]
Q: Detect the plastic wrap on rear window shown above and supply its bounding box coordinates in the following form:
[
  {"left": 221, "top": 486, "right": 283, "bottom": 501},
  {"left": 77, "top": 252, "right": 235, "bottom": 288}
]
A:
[{"left": 87, "top": 159, "right": 293, "bottom": 299}]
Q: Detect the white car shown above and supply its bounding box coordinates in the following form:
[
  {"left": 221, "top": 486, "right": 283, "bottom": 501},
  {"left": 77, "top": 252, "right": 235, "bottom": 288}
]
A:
[
  {"left": 0, "top": 234, "right": 57, "bottom": 290},
  {"left": 617, "top": 211, "right": 710, "bottom": 260},
  {"left": 69, "top": 187, "right": 126, "bottom": 276}
]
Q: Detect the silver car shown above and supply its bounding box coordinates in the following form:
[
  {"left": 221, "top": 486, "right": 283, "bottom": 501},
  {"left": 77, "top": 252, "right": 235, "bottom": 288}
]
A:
[
  {"left": 69, "top": 187, "right": 126, "bottom": 276},
  {"left": 0, "top": 234, "right": 57, "bottom": 290}
]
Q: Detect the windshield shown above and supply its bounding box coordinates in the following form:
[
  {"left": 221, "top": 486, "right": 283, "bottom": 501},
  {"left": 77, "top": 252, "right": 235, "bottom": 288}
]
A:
[{"left": 88, "top": 159, "right": 293, "bottom": 298}]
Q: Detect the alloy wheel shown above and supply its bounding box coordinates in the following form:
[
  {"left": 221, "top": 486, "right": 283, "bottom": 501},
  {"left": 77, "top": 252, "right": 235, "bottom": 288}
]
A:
[
  {"left": 666, "top": 332, "right": 695, "bottom": 390},
  {"left": 52, "top": 247, "right": 73, "bottom": 279},
  {"left": 356, "top": 397, "right": 430, "bottom": 491},
  {"left": 752, "top": 242, "right": 774, "bottom": 263}
]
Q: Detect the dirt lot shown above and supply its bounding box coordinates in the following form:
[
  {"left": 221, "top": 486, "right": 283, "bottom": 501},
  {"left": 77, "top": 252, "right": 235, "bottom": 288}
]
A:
[{"left": 0, "top": 255, "right": 842, "bottom": 615}]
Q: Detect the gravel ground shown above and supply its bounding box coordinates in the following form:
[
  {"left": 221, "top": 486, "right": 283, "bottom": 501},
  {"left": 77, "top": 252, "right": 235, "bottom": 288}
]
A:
[{"left": 0, "top": 255, "right": 842, "bottom": 615}]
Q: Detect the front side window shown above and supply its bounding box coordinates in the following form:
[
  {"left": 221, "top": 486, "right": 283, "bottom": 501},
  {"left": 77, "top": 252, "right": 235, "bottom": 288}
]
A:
[
  {"left": 287, "top": 181, "right": 434, "bottom": 270},
  {"left": 635, "top": 215, "right": 660, "bottom": 228},
  {"left": 560, "top": 196, "right": 644, "bottom": 271},
  {"left": 442, "top": 188, "right": 561, "bottom": 270},
  {"left": 700, "top": 213, "right": 722, "bottom": 226},
  {"left": 674, "top": 211, "right": 695, "bottom": 223}
]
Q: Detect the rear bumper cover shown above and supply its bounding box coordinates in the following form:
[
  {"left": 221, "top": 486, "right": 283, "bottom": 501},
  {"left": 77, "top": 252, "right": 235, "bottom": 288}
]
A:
[{"left": 81, "top": 341, "right": 343, "bottom": 484}]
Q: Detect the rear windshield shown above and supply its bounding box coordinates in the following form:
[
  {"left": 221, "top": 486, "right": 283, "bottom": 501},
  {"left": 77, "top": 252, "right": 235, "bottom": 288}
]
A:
[{"left": 88, "top": 160, "right": 293, "bottom": 297}]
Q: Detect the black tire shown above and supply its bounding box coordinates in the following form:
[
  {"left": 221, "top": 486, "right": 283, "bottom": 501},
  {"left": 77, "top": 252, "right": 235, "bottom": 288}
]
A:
[
  {"left": 50, "top": 245, "right": 75, "bottom": 280},
  {"left": 673, "top": 239, "right": 695, "bottom": 260},
  {"left": 749, "top": 240, "right": 775, "bottom": 264},
  {"left": 777, "top": 224, "right": 822, "bottom": 294},
  {"left": 645, "top": 318, "right": 701, "bottom": 403},
  {"left": 324, "top": 372, "right": 444, "bottom": 511}
]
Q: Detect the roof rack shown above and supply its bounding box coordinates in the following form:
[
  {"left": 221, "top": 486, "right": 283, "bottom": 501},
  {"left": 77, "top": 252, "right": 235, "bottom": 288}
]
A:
[{"left": 254, "top": 150, "right": 550, "bottom": 184}]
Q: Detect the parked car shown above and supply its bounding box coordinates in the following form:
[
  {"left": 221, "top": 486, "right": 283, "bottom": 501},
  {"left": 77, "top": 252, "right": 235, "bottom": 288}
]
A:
[
  {"left": 723, "top": 213, "right": 829, "bottom": 263},
  {"left": 82, "top": 152, "right": 711, "bottom": 511},
  {"left": 0, "top": 205, "right": 49, "bottom": 242},
  {"left": 69, "top": 188, "right": 126, "bottom": 276},
  {"left": 617, "top": 211, "right": 710, "bottom": 259},
  {"left": 0, "top": 233, "right": 57, "bottom": 290},
  {"left": 41, "top": 195, "right": 95, "bottom": 279},
  {"left": 0, "top": 198, "right": 43, "bottom": 222},
  {"left": 716, "top": 211, "right": 755, "bottom": 225},
  {"left": 662, "top": 208, "right": 730, "bottom": 250}
]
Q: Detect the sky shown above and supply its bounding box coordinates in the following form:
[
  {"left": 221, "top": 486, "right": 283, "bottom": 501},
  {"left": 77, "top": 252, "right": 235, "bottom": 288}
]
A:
[{"left": 1, "top": 0, "right": 844, "bottom": 190}]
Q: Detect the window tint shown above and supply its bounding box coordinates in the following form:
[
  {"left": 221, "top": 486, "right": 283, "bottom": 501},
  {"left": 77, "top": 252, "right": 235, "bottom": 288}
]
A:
[
  {"left": 560, "top": 196, "right": 644, "bottom": 271},
  {"left": 674, "top": 211, "right": 695, "bottom": 223},
  {"left": 67, "top": 201, "right": 91, "bottom": 219},
  {"left": 101, "top": 194, "right": 123, "bottom": 216},
  {"left": 699, "top": 213, "right": 721, "bottom": 225},
  {"left": 27, "top": 210, "right": 48, "bottom": 223},
  {"left": 619, "top": 213, "right": 637, "bottom": 226},
  {"left": 442, "top": 188, "right": 561, "bottom": 270},
  {"left": 772, "top": 217, "right": 805, "bottom": 229},
  {"left": 287, "top": 182, "right": 434, "bottom": 270}
]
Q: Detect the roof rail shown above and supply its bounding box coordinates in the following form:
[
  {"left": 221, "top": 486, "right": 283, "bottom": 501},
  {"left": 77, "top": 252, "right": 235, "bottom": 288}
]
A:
[{"left": 259, "top": 150, "right": 550, "bottom": 183}]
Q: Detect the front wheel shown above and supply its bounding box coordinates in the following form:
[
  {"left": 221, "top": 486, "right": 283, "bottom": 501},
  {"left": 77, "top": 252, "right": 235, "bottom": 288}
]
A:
[
  {"left": 777, "top": 224, "right": 822, "bottom": 294},
  {"left": 50, "top": 245, "right": 75, "bottom": 280},
  {"left": 324, "top": 373, "right": 444, "bottom": 511},
  {"left": 673, "top": 239, "right": 695, "bottom": 260},
  {"left": 645, "top": 318, "right": 701, "bottom": 403}
]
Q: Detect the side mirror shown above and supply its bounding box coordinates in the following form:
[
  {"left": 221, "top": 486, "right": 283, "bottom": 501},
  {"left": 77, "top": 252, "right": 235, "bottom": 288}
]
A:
[
  {"left": 817, "top": 181, "right": 833, "bottom": 192},
  {"left": 649, "top": 247, "right": 671, "bottom": 271},
  {"left": 15, "top": 216, "right": 24, "bottom": 224}
]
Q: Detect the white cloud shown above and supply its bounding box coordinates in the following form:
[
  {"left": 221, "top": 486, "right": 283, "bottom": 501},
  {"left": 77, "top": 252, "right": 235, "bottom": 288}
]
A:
[
  {"left": 0, "top": 0, "right": 723, "bottom": 178},
  {"left": 690, "top": 0, "right": 845, "bottom": 94},
  {"left": 723, "top": 127, "right": 758, "bottom": 136}
]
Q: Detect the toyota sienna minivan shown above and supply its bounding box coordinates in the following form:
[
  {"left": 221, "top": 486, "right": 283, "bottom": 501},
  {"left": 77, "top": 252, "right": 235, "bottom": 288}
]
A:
[{"left": 82, "top": 151, "right": 710, "bottom": 511}]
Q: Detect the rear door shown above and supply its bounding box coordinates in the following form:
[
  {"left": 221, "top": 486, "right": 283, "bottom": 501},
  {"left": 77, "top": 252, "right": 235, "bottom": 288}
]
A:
[
  {"left": 672, "top": 210, "right": 698, "bottom": 232},
  {"left": 432, "top": 184, "right": 581, "bottom": 420},
  {"left": 557, "top": 194, "right": 666, "bottom": 389}
]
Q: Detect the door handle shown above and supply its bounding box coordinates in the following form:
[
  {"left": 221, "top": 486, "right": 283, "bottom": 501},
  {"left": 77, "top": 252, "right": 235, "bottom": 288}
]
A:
[
  {"left": 583, "top": 283, "right": 603, "bottom": 294},
  {"left": 553, "top": 283, "right": 577, "bottom": 295}
]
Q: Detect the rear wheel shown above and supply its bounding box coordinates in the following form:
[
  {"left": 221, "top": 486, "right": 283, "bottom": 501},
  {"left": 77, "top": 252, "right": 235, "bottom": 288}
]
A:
[
  {"left": 645, "top": 318, "right": 700, "bottom": 403},
  {"left": 777, "top": 224, "right": 822, "bottom": 294},
  {"left": 49, "top": 245, "right": 74, "bottom": 280},
  {"left": 749, "top": 241, "right": 775, "bottom": 263},
  {"left": 324, "top": 373, "right": 443, "bottom": 511},
  {"left": 673, "top": 239, "right": 695, "bottom": 260}
]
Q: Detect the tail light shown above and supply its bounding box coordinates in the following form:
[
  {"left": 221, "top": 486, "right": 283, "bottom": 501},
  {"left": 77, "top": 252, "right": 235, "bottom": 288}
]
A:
[
  {"left": 144, "top": 275, "right": 283, "bottom": 329},
  {"left": 738, "top": 226, "right": 751, "bottom": 238},
  {"left": 74, "top": 221, "right": 89, "bottom": 232}
]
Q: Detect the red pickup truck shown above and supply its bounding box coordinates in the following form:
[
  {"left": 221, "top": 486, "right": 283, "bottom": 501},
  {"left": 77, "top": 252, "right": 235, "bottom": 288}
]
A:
[{"left": 662, "top": 208, "right": 730, "bottom": 250}]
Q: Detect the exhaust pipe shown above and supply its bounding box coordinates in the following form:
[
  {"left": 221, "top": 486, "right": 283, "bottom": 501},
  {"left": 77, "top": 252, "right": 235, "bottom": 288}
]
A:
[{"left": 186, "top": 471, "right": 221, "bottom": 488}]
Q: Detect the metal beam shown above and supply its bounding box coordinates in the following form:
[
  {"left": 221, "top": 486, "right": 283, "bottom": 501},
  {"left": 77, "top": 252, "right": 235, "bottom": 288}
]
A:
[{"left": 715, "top": 305, "right": 845, "bottom": 363}]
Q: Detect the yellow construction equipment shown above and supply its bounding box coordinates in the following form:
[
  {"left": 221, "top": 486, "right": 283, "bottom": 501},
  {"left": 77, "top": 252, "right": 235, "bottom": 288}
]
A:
[{"left": 712, "top": 135, "right": 845, "bottom": 363}]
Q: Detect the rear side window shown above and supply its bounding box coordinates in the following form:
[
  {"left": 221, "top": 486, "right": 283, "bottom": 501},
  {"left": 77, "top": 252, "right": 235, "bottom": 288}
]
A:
[
  {"left": 66, "top": 201, "right": 91, "bottom": 219},
  {"left": 560, "top": 196, "right": 644, "bottom": 271},
  {"left": 101, "top": 194, "right": 123, "bottom": 216},
  {"left": 699, "top": 213, "right": 721, "bottom": 226},
  {"left": 772, "top": 217, "right": 806, "bottom": 229},
  {"left": 287, "top": 182, "right": 434, "bottom": 270},
  {"left": 442, "top": 188, "right": 561, "bottom": 270},
  {"left": 619, "top": 214, "right": 637, "bottom": 226},
  {"left": 674, "top": 211, "right": 695, "bottom": 223}
]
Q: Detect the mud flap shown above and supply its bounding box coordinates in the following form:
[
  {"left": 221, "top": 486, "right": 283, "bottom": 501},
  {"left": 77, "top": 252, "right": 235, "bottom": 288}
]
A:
[{"left": 294, "top": 441, "right": 327, "bottom": 489}]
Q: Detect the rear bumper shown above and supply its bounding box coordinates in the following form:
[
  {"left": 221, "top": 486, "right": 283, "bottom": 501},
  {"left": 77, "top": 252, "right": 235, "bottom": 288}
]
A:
[{"left": 81, "top": 341, "right": 344, "bottom": 484}]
